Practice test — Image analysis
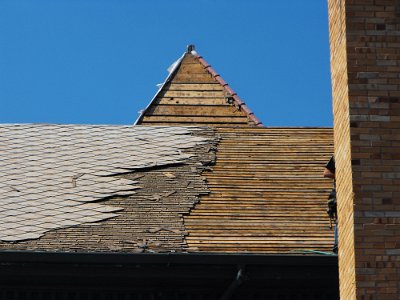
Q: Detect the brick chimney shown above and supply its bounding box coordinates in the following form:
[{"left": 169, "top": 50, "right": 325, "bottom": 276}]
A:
[{"left": 328, "top": 0, "right": 400, "bottom": 298}]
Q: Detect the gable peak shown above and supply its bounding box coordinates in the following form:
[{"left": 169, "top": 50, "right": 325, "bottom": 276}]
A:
[{"left": 135, "top": 46, "right": 263, "bottom": 127}]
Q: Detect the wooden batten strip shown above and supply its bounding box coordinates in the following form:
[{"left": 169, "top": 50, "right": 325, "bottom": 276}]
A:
[
  {"left": 165, "top": 83, "right": 224, "bottom": 91},
  {"left": 156, "top": 98, "right": 228, "bottom": 105},
  {"left": 142, "top": 116, "right": 249, "bottom": 123},
  {"left": 145, "top": 105, "right": 247, "bottom": 117},
  {"left": 184, "top": 127, "right": 334, "bottom": 254},
  {"left": 158, "top": 90, "right": 225, "bottom": 98}
]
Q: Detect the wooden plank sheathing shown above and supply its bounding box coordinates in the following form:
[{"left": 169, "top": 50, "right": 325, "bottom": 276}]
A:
[
  {"left": 184, "top": 127, "right": 335, "bottom": 254},
  {"left": 137, "top": 52, "right": 257, "bottom": 127},
  {"left": 142, "top": 116, "right": 249, "bottom": 124},
  {"left": 145, "top": 105, "right": 245, "bottom": 117}
]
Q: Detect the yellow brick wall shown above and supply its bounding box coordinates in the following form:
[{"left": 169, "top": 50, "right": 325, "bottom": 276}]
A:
[
  {"left": 328, "top": 0, "right": 357, "bottom": 298},
  {"left": 328, "top": 0, "right": 400, "bottom": 298}
]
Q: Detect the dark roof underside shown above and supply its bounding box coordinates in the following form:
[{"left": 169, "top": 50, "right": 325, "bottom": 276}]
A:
[{"left": 0, "top": 251, "right": 339, "bottom": 300}]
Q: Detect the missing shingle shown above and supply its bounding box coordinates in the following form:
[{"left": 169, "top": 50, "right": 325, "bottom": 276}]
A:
[
  {"left": 0, "top": 125, "right": 217, "bottom": 244},
  {"left": 163, "top": 172, "right": 176, "bottom": 179}
]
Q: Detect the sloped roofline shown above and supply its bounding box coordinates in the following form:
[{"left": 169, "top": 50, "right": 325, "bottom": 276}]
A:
[
  {"left": 134, "top": 52, "right": 185, "bottom": 125},
  {"left": 134, "top": 46, "right": 263, "bottom": 126},
  {"left": 192, "top": 51, "right": 263, "bottom": 127}
]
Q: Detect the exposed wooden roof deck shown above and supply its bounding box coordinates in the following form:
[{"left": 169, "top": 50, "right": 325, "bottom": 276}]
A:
[
  {"left": 0, "top": 125, "right": 335, "bottom": 254},
  {"left": 136, "top": 47, "right": 335, "bottom": 254},
  {"left": 136, "top": 46, "right": 262, "bottom": 127},
  {"left": 185, "top": 127, "right": 334, "bottom": 253}
]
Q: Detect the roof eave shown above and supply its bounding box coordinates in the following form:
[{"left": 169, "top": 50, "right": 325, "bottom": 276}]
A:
[{"left": 0, "top": 250, "right": 337, "bottom": 265}]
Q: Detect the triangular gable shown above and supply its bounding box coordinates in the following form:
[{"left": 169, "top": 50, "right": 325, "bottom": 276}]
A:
[{"left": 135, "top": 45, "right": 263, "bottom": 127}]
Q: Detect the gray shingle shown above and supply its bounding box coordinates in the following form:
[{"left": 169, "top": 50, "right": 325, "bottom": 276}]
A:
[{"left": 0, "top": 124, "right": 212, "bottom": 242}]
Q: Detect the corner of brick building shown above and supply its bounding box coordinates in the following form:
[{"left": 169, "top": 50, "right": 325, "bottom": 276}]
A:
[{"left": 328, "top": 0, "right": 400, "bottom": 299}]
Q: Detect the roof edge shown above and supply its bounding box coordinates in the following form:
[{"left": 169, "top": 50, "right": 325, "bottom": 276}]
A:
[
  {"left": 0, "top": 250, "right": 337, "bottom": 265},
  {"left": 192, "top": 53, "right": 263, "bottom": 127},
  {"left": 134, "top": 53, "right": 186, "bottom": 125}
]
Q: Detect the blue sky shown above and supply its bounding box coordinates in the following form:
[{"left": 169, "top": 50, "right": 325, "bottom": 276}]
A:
[{"left": 0, "top": 1, "right": 332, "bottom": 126}]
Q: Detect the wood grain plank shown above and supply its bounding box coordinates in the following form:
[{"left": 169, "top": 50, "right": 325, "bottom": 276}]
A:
[
  {"left": 142, "top": 116, "right": 249, "bottom": 124},
  {"left": 145, "top": 105, "right": 246, "bottom": 117},
  {"left": 184, "top": 128, "right": 335, "bottom": 254},
  {"left": 158, "top": 90, "right": 225, "bottom": 98},
  {"left": 176, "top": 64, "right": 208, "bottom": 73},
  {"left": 156, "top": 97, "right": 227, "bottom": 105},
  {"left": 165, "top": 83, "right": 223, "bottom": 91},
  {"left": 171, "top": 73, "right": 216, "bottom": 83},
  {"left": 165, "top": 82, "right": 224, "bottom": 91}
]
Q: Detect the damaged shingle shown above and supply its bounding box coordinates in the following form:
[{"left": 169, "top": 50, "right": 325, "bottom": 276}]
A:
[{"left": 0, "top": 124, "right": 217, "bottom": 244}]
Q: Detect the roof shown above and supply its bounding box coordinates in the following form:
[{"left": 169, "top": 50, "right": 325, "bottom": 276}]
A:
[
  {"left": 135, "top": 45, "right": 263, "bottom": 127},
  {"left": 0, "top": 124, "right": 216, "bottom": 247},
  {"left": 186, "top": 127, "right": 334, "bottom": 253},
  {"left": 0, "top": 124, "right": 334, "bottom": 254}
]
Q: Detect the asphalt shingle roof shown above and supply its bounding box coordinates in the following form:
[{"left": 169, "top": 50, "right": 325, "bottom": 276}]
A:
[{"left": 0, "top": 124, "right": 213, "bottom": 242}]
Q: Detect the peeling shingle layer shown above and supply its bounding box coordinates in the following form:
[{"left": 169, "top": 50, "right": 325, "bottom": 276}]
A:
[{"left": 0, "top": 124, "right": 213, "bottom": 242}]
